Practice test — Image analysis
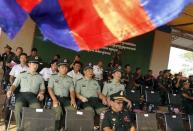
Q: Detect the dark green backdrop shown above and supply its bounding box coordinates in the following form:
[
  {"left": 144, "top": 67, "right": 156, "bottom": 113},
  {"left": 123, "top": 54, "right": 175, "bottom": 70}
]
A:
[{"left": 33, "top": 30, "right": 155, "bottom": 74}]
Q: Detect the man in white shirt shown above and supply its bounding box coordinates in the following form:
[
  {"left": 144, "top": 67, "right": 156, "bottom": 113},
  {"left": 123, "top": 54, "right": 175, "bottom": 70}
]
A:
[
  {"left": 93, "top": 60, "right": 104, "bottom": 81},
  {"left": 5, "top": 53, "right": 28, "bottom": 130},
  {"left": 9, "top": 53, "right": 28, "bottom": 84},
  {"left": 39, "top": 59, "right": 58, "bottom": 83},
  {"left": 67, "top": 61, "right": 83, "bottom": 84},
  {"left": 39, "top": 60, "right": 58, "bottom": 106},
  {"left": 93, "top": 61, "right": 104, "bottom": 91}
]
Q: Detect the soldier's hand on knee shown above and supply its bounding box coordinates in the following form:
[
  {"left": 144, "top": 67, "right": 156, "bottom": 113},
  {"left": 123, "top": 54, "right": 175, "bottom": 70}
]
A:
[
  {"left": 70, "top": 100, "right": 77, "bottom": 109},
  {"left": 37, "top": 93, "right": 44, "bottom": 101},
  {"left": 6, "top": 90, "right": 12, "bottom": 98},
  {"left": 53, "top": 100, "right": 59, "bottom": 107},
  {"left": 80, "top": 96, "right": 88, "bottom": 102}
]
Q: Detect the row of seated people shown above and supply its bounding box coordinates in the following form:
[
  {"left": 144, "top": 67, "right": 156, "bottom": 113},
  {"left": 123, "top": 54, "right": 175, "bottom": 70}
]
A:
[
  {"left": 4, "top": 60, "right": 193, "bottom": 131},
  {"left": 5, "top": 57, "right": 134, "bottom": 131},
  {"left": 1, "top": 46, "right": 193, "bottom": 131},
  {"left": 5, "top": 82, "right": 193, "bottom": 131}
]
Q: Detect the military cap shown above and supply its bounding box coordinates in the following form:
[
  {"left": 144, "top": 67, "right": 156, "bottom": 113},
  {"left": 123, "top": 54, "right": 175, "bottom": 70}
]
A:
[
  {"left": 83, "top": 62, "right": 93, "bottom": 71},
  {"left": 57, "top": 58, "right": 69, "bottom": 66},
  {"left": 112, "top": 68, "right": 122, "bottom": 74},
  {"left": 28, "top": 56, "right": 40, "bottom": 64},
  {"left": 110, "top": 90, "right": 125, "bottom": 101}
]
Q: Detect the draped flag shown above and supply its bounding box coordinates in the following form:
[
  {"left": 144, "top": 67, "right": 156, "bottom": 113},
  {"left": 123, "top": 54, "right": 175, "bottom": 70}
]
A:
[{"left": 0, "top": 0, "right": 191, "bottom": 51}]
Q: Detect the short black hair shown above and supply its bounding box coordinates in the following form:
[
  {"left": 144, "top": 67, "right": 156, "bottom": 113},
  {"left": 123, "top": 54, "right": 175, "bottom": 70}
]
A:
[
  {"left": 124, "top": 64, "right": 130, "bottom": 68},
  {"left": 75, "top": 54, "right": 80, "bottom": 58},
  {"left": 136, "top": 67, "right": 141, "bottom": 71},
  {"left": 73, "top": 61, "right": 82, "bottom": 66},
  {"left": 159, "top": 71, "right": 163, "bottom": 74},
  {"left": 16, "top": 47, "right": 23, "bottom": 51},
  {"left": 189, "top": 75, "right": 193, "bottom": 78},
  {"left": 19, "top": 53, "right": 27, "bottom": 58},
  {"left": 31, "top": 48, "right": 37, "bottom": 52},
  {"left": 50, "top": 59, "right": 58, "bottom": 65},
  {"left": 55, "top": 54, "right": 60, "bottom": 59},
  {"left": 163, "top": 70, "right": 169, "bottom": 74}
]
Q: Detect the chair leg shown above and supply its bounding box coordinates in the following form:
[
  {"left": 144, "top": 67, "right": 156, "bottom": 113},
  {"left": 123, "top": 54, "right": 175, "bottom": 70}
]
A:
[{"left": 6, "top": 110, "right": 12, "bottom": 131}]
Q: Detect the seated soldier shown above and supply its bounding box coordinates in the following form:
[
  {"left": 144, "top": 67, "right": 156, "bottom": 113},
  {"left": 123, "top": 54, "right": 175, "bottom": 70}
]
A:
[
  {"left": 102, "top": 68, "right": 131, "bottom": 108},
  {"left": 182, "top": 81, "right": 193, "bottom": 115},
  {"left": 101, "top": 91, "right": 136, "bottom": 131},
  {"left": 48, "top": 58, "right": 76, "bottom": 130},
  {"left": 6, "top": 57, "right": 45, "bottom": 130},
  {"left": 75, "top": 63, "right": 107, "bottom": 116}
]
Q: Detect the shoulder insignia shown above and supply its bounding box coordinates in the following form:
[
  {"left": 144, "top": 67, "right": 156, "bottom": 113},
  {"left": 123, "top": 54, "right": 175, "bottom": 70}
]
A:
[
  {"left": 77, "top": 78, "right": 83, "bottom": 82},
  {"left": 20, "top": 71, "right": 26, "bottom": 74}
]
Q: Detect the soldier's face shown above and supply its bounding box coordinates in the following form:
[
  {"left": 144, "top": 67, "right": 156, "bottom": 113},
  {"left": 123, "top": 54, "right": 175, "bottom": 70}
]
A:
[
  {"left": 111, "top": 100, "right": 124, "bottom": 112},
  {"left": 58, "top": 65, "right": 68, "bottom": 75},
  {"left": 28, "top": 63, "right": 38, "bottom": 72},
  {"left": 112, "top": 71, "right": 122, "bottom": 80},
  {"left": 84, "top": 69, "right": 94, "bottom": 78},
  {"left": 20, "top": 55, "right": 27, "bottom": 64}
]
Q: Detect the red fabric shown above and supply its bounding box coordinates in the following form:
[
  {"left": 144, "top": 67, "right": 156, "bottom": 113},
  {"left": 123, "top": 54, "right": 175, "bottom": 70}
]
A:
[
  {"left": 58, "top": 0, "right": 154, "bottom": 50},
  {"left": 16, "top": 0, "right": 42, "bottom": 13},
  {"left": 58, "top": 0, "right": 117, "bottom": 50}
]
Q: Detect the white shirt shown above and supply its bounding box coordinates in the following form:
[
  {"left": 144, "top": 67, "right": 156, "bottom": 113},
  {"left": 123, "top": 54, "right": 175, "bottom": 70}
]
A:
[
  {"left": 67, "top": 70, "right": 83, "bottom": 84},
  {"left": 93, "top": 65, "right": 103, "bottom": 81},
  {"left": 9, "top": 64, "right": 29, "bottom": 78},
  {"left": 40, "top": 68, "right": 57, "bottom": 81}
]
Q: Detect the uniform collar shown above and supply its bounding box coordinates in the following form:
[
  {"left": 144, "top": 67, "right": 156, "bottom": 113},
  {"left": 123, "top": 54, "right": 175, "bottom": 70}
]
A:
[
  {"left": 83, "top": 77, "right": 92, "bottom": 81},
  {"left": 58, "top": 73, "right": 67, "bottom": 78},
  {"left": 110, "top": 108, "right": 122, "bottom": 114},
  {"left": 111, "top": 79, "right": 120, "bottom": 84},
  {"left": 27, "top": 71, "right": 38, "bottom": 75}
]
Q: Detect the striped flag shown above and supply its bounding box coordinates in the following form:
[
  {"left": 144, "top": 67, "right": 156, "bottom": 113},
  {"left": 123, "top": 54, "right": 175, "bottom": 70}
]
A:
[{"left": 0, "top": 0, "right": 191, "bottom": 51}]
